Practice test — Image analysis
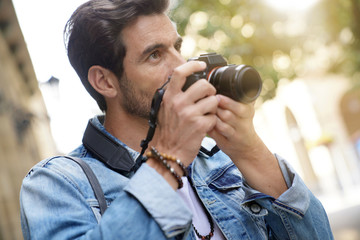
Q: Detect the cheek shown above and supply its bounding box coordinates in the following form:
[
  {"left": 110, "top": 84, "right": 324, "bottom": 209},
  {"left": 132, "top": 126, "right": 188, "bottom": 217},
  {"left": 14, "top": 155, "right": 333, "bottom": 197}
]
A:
[
  {"left": 138, "top": 68, "right": 171, "bottom": 89},
  {"left": 123, "top": 57, "right": 173, "bottom": 89}
]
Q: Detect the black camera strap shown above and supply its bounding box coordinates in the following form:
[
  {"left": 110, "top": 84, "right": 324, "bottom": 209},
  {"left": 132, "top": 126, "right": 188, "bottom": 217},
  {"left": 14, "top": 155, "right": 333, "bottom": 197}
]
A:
[
  {"left": 82, "top": 77, "right": 220, "bottom": 176},
  {"left": 82, "top": 79, "right": 170, "bottom": 174},
  {"left": 82, "top": 119, "right": 138, "bottom": 174},
  {"left": 136, "top": 78, "right": 170, "bottom": 162},
  {"left": 67, "top": 77, "right": 221, "bottom": 219}
]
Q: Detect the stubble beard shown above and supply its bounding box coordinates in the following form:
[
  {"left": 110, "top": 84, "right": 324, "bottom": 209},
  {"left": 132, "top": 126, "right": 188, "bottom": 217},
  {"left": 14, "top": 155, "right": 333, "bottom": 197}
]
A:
[{"left": 118, "top": 75, "right": 153, "bottom": 120}]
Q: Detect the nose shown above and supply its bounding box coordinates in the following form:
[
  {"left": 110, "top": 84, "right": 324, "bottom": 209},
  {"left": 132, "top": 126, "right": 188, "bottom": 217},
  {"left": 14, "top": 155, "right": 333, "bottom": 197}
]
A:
[{"left": 170, "top": 49, "right": 186, "bottom": 69}]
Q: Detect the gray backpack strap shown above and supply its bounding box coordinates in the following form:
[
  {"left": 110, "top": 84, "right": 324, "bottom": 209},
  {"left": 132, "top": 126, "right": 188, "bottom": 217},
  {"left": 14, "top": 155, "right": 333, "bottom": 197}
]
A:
[{"left": 64, "top": 156, "right": 108, "bottom": 215}]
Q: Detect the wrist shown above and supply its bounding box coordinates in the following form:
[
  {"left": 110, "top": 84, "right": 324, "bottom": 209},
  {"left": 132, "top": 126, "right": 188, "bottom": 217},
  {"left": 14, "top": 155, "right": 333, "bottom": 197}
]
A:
[
  {"left": 151, "top": 139, "right": 197, "bottom": 167},
  {"left": 146, "top": 147, "right": 187, "bottom": 190},
  {"left": 146, "top": 157, "right": 179, "bottom": 190}
]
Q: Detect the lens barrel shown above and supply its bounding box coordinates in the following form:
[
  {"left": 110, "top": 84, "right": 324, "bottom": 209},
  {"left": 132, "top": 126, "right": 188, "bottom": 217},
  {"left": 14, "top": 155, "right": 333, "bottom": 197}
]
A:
[
  {"left": 208, "top": 64, "right": 262, "bottom": 103},
  {"left": 183, "top": 53, "right": 262, "bottom": 103}
]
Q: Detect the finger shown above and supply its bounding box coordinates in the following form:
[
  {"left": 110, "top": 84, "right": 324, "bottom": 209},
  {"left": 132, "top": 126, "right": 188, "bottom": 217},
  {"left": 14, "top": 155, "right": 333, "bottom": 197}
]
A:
[
  {"left": 216, "top": 107, "right": 236, "bottom": 125},
  {"left": 183, "top": 79, "right": 217, "bottom": 104},
  {"left": 167, "top": 61, "right": 207, "bottom": 93},
  {"left": 208, "top": 117, "right": 235, "bottom": 140},
  {"left": 217, "top": 94, "right": 255, "bottom": 119},
  {"left": 208, "top": 127, "right": 225, "bottom": 143},
  {"left": 216, "top": 117, "right": 235, "bottom": 139},
  {"left": 192, "top": 95, "right": 219, "bottom": 115},
  {"left": 199, "top": 114, "right": 218, "bottom": 133}
]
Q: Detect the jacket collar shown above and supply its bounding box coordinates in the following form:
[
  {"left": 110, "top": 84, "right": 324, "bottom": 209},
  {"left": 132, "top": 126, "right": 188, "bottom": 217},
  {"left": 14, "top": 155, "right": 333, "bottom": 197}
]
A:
[
  {"left": 82, "top": 116, "right": 220, "bottom": 176},
  {"left": 82, "top": 116, "right": 144, "bottom": 175}
]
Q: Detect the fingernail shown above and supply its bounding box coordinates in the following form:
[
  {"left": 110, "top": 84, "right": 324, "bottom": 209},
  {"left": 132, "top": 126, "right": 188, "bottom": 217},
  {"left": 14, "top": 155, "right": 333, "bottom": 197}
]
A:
[
  {"left": 216, "top": 95, "right": 221, "bottom": 102},
  {"left": 199, "top": 61, "right": 207, "bottom": 68}
]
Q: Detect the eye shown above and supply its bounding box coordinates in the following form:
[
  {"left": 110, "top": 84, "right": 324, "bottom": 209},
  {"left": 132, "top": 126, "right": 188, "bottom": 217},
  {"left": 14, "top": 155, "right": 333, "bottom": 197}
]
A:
[{"left": 149, "top": 50, "right": 161, "bottom": 60}]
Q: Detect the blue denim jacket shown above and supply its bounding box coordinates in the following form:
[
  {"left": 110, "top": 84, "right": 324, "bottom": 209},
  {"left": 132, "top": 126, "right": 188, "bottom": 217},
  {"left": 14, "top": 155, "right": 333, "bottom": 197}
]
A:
[{"left": 20, "top": 116, "right": 333, "bottom": 239}]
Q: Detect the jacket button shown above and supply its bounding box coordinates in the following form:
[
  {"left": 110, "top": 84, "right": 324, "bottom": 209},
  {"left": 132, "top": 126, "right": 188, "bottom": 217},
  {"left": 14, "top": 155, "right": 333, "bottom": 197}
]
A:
[{"left": 250, "top": 203, "right": 261, "bottom": 214}]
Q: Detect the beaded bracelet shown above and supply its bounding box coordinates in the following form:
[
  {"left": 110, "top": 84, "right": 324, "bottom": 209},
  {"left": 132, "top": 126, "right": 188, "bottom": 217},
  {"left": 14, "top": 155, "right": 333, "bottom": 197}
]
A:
[
  {"left": 146, "top": 147, "right": 185, "bottom": 189},
  {"left": 150, "top": 147, "right": 188, "bottom": 176}
]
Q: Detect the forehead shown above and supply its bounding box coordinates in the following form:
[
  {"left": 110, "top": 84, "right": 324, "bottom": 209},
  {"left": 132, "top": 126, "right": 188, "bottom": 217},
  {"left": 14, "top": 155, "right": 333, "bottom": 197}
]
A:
[{"left": 122, "top": 14, "right": 178, "bottom": 56}]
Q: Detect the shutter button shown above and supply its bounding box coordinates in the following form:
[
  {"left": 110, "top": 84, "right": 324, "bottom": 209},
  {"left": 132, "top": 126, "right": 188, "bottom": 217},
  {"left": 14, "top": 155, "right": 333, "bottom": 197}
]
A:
[{"left": 250, "top": 203, "right": 261, "bottom": 214}]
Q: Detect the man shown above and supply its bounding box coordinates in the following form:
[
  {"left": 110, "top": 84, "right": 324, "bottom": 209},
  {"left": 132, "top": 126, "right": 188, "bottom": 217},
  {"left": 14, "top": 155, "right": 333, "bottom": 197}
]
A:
[{"left": 20, "top": 0, "right": 333, "bottom": 239}]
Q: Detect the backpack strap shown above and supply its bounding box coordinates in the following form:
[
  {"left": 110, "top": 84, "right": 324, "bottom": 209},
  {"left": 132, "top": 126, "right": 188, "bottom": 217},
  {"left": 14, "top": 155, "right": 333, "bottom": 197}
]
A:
[{"left": 63, "top": 156, "right": 108, "bottom": 215}]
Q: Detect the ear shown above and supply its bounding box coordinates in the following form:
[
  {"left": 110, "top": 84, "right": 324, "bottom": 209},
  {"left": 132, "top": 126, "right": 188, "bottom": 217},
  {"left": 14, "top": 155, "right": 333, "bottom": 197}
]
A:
[{"left": 88, "top": 66, "right": 118, "bottom": 98}]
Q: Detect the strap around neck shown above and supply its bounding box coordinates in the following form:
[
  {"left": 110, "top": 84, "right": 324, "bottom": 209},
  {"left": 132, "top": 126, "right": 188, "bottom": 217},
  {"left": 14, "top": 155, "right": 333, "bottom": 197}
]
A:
[
  {"left": 82, "top": 117, "right": 219, "bottom": 174},
  {"left": 82, "top": 118, "right": 138, "bottom": 173}
]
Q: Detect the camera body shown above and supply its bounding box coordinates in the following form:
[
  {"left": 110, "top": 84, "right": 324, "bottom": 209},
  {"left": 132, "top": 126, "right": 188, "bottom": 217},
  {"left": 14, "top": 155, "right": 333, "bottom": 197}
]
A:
[{"left": 183, "top": 53, "right": 262, "bottom": 103}]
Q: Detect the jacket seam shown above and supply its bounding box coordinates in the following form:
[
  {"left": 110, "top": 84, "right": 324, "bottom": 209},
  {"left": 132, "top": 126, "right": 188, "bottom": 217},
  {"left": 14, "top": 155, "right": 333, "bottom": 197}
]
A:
[
  {"left": 273, "top": 200, "right": 305, "bottom": 218},
  {"left": 204, "top": 161, "right": 237, "bottom": 185},
  {"left": 42, "top": 158, "right": 99, "bottom": 210}
]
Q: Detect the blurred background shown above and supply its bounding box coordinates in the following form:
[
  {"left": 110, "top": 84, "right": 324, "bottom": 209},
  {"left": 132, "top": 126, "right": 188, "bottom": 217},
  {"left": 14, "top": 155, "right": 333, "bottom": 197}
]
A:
[{"left": 1, "top": 0, "right": 360, "bottom": 239}]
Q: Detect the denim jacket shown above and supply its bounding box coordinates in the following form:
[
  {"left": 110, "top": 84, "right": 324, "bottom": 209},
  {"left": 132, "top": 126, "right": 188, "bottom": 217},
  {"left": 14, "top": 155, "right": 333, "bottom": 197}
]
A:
[{"left": 20, "top": 116, "right": 333, "bottom": 239}]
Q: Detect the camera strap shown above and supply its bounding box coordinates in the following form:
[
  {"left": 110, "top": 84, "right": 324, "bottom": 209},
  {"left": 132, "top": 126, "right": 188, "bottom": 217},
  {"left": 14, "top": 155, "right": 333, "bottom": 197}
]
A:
[
  {"left": 63, "top": 156, "right": 107, "bottom": 216},
  {"left": 82, "top": 79, "right": 170, "bottom": 174},
  {"left": 136, "top": 78, "right": 170, "bottom": 162},
  {"left": 82, "top": 77, "right": 220, "bottom": 176},
  {"left": 83, "top": 118, "right": 138, "bottom": 174}
]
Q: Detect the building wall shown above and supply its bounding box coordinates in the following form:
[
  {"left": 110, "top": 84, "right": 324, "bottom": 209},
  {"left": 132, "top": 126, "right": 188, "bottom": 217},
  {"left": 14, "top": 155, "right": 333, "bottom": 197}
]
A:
[
  {"left": 255, "top": 74, "right": 360, "bottom": 201},
  {"left": 0, "top": 0, "right": 57, "bottom": 239}
]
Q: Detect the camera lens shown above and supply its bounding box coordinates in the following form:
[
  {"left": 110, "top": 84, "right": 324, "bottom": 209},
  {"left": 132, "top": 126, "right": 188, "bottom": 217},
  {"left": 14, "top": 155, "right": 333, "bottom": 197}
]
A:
[{"left": 208, "top": 65, "right": 262, "bottom": 103}]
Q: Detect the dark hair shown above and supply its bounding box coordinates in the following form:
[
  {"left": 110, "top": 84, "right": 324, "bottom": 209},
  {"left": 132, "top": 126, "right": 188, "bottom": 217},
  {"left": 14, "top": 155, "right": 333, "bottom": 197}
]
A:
[{"left": 64, "top": 0, "right": 170, "bottom": 111}]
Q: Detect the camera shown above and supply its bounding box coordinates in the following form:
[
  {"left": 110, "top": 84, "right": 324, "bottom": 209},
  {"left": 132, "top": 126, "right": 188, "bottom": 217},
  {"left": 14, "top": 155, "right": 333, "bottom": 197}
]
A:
[{"left": 182, "top": 53, "right": 262, "bottom": 103}]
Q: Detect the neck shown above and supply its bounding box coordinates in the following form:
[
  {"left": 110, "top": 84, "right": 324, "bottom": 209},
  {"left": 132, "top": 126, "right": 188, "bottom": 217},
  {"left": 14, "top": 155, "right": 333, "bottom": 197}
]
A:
[{"left": 104, "top": 108, "right": 149, "bottom": 153}]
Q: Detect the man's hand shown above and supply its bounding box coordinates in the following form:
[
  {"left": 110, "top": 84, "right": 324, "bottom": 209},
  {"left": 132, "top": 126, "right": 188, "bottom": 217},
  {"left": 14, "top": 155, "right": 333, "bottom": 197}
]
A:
[
  {"left": 208, "top": 95, "right": 288, "bottom": 198},
  {"left": 152, "top": 61, "right": 218, "bottom": 167},
  {"left": 208, "top": 95, "right": 258, "bottom": 158}
]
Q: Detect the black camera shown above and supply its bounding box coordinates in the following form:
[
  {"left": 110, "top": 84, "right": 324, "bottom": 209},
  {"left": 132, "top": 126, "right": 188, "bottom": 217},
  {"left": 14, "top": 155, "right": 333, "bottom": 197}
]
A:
[{"left": 182, "top": 53, "right": 262, "bottom": 103}]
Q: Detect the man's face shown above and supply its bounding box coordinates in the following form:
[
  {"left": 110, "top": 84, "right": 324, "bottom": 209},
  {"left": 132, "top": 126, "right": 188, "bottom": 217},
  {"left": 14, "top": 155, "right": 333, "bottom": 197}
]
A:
[{"left": 118, "top": 14, "right": 186, "bottom": 119}]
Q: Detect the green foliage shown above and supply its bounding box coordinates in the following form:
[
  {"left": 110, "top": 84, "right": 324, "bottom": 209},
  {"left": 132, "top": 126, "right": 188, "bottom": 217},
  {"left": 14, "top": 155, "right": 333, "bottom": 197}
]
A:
[{"left": 171, "top": 0, "right": 360, "bottom": 101}]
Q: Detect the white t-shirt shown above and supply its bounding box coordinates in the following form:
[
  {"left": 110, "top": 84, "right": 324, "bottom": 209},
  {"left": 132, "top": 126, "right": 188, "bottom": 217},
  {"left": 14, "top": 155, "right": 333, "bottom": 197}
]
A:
[{"left": 177, "top": 176, "right": 225, "bottom": 240}]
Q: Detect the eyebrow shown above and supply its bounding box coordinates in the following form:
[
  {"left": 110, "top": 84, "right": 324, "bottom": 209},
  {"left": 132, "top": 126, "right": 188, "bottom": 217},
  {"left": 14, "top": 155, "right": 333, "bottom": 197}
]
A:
[
  {"left": 140, "top": 36, "right": 183, "bottom": 60},
  {"left": 142, "top": 43, "right": 165, "bottom": 57}
]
